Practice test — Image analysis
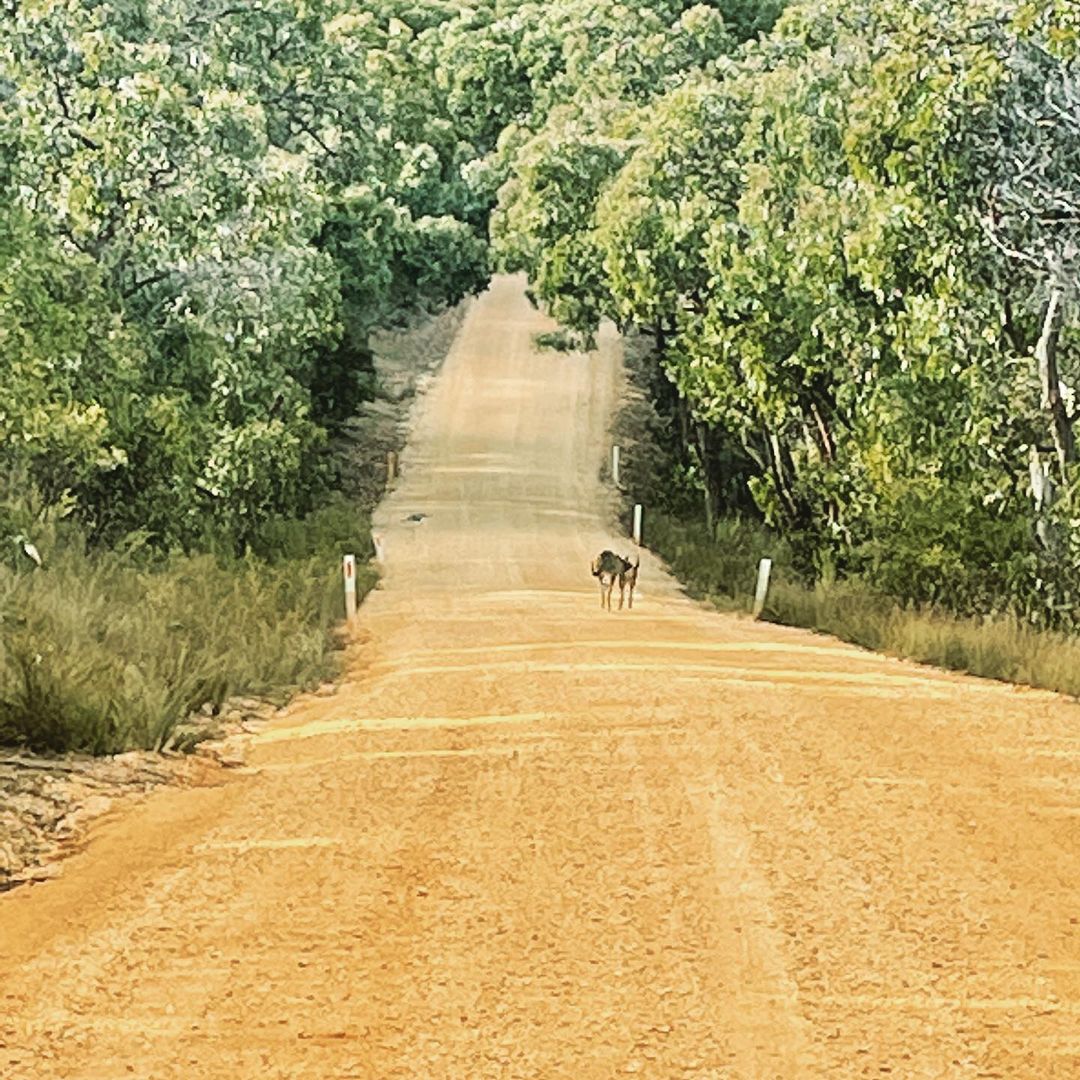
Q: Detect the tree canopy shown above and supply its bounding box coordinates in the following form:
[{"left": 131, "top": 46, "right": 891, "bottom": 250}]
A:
[
  {"left": 493, "top": 0, "right": 1080, "bottom": 625},
  {"left": 5, "top": 0, "right": 1077, "bottom": 627}
]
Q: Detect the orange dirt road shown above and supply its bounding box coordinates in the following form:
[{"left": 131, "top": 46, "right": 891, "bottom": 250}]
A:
[{"left": 4, "top": 275, "right": 1080, "bottom": 1079}]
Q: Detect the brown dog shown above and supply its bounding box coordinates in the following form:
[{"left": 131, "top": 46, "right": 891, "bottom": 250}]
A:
[{"left": 590, "top": 550, "right": 640, "bottom": 611}]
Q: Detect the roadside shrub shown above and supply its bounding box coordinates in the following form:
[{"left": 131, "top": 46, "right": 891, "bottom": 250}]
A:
[
  {"left": 646, "top": 511, "right": 788, "bottom": 609},
  {"left": 534, "top": 329, "right": 584, "bottom": 352}
]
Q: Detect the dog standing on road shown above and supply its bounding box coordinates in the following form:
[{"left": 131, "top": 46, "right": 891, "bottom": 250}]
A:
[{"left": 590, "top": 550, "right": 640, "bottom": 611}]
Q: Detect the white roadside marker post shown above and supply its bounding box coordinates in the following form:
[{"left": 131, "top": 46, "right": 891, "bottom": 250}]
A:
[
  {"left": 633, "top": 503, "right": 643, "bottom": 547},
  {"left": 753, "top": 557, "right": 772, "bottom": 619},
  {"left": 372, "top": 533, "right": 385, "bottom": 564},
  {"left": 612, "top": 445, "right": 621, "bottom": 487},
  {"left": 343, "top": 554, "right": 357, "bottom": 622}
]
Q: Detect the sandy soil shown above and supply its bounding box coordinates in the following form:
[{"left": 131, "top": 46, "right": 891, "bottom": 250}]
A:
[{"left": 4, "top": 274, "right": 1080, "bottom": 1078}]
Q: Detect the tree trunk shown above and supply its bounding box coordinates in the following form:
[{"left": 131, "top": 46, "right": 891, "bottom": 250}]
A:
[
  {"left": 654, "top": 323, "right": 668, "bottom": 357},
  {"left": 676, "top": 394, "right": 690, "bottom": 451},
  {"left": 1037, "top": 288, "right": 1074, "bottom": 483},
  {"left": 1029, "top": 443, "right": 1054, "bottom": 550},
  {"left": 808, "top": 401, "right": 834, "bottom": 462},
  {"left": 695, "top": 422, "right": 716, "bottom": 533},
  {"left": 1003, "top": 296, "right": 1028, "bottom": 356},
  {"left": 764, "top": 424, "right": 797, "bottom": 521}
]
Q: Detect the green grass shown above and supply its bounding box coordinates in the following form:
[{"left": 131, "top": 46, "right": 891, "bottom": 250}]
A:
[
  {"left": 645, "top": 513, "right": 786, "bottom": 612},
  {"left": 0, "top": 498, "right": 377, "bottom": 755},
  {"left": 648, "top": 511, "right": 1080, "bottom": 699}
]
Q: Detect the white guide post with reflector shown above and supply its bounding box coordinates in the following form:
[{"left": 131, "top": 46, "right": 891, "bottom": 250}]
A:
[
  {"left": 753, "top": 557, "right": 772, "bottom": 619},
  {"left": 343, "top": 553, "right": 357, "bottom": 622},
  {"left": 612, "top": 445, "right": 621, "bottom": 487},
  {"left": 632, "top": 504, "right": 643, "bottom": 546}
]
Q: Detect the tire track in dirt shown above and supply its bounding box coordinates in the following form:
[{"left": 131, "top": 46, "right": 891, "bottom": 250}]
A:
[{"left": 3, "top": 275, "right": 1080, "bottom": 1078}]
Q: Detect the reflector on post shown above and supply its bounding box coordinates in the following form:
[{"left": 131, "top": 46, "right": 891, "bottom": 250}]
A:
[{"left": 343, "top": 553, "right": 357, "bottom": 621}]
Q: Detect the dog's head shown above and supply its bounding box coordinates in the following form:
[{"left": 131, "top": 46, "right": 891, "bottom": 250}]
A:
[{"left": 590, "top": 556, "right": 601, "bottom": 578}]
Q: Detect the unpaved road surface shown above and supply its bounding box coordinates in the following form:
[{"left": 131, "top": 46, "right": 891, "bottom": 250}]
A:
[{"left": 5, "top": 276, "right": 1080, "bottom": 1079}]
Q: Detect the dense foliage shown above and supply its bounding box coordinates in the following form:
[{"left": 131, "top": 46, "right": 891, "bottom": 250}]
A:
[
  {"left": 493, "top": 0, "right": 1080, "bottom": 630},
  {"left": 0, "top": 0, "right": 491, "bottom": 551}
]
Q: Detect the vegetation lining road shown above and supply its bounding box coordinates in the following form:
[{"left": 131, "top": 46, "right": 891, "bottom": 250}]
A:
[
  {"left": 5, "top": 0, "right": 1079, "bottom": 752},
  {"left": 5, "top": 277, "right": 1080, "bottom": 1078},
  {"left": 611, "top": 341, "right": 1080, "bottom": 700}
]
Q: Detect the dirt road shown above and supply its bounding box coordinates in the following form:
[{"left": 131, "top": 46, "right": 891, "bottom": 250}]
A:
[{"left": 4, "top": 275, "right": 1080, "bottom": 1078}]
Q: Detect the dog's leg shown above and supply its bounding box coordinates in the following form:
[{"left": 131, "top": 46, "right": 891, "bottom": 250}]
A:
[
  {"left": 605, "top": 578, "right": 615, "bottom": 611},
  {"left": 618, "top": 575, "right": 626, "bottom": 610}
]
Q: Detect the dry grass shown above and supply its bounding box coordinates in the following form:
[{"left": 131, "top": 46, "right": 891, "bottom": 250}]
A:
[
  {"left": 650, "top": 511, "right": 1080, "bottom": 699},
  {"left": 0, "top": 499, "right": 377, "bottom": 755}
]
